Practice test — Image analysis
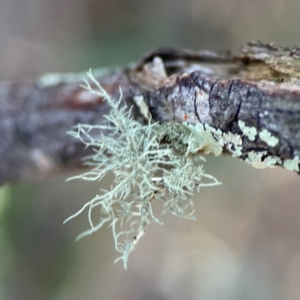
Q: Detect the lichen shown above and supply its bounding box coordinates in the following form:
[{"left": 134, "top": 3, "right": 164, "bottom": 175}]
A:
[
  {"left": 245, "top": 151, "right": 279, "bottom": 169},
  {"left": 65, "top": 70, "right": 221, "bottom": 268},
  {"left": 181, "top": 123, "right": 223, "bottom": 155},
  {"left": 238, "top": 120, "right": 257, "bottom": 141},
  {"left": 181, "top": 123, "right": 243, "bottom": 158},
  {"left": 184, "top": 122, "right": 286, "bottom": 170},
  {"left": 259, "top": 129, "right": 279, "bottom": 147},
  {"left": 283, "top": 156, "right": 300, "bottom": 172},
  {"left": 64, "top": 70, "right": 299, "bottom": 269}
]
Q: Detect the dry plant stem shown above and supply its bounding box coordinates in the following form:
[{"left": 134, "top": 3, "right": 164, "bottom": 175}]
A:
[{"left": 1, "top": 42, "right": 300, "bottom": 185}]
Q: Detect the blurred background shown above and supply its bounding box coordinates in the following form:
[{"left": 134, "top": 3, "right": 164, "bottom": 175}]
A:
[{"left": 1, "top": 0, "right": 300, "bottom": 299}]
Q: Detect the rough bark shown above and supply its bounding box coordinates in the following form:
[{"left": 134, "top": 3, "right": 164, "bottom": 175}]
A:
[{"left": 1, "top": 42, "right": 300, "bottom": 185}]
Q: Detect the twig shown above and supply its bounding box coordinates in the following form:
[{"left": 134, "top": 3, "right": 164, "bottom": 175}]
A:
[{"left": 1, "top": 42, "right": 300, "bottom": 184}]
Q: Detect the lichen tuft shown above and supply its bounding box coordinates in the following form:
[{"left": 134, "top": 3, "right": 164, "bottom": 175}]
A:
[{"left": 64, "top": 70, "right": 221, "bottom": 268}]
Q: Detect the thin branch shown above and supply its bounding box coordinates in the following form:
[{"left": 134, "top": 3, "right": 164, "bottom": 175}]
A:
[{"left": 1, "top": 42, "right": 300, "bottom": 185}]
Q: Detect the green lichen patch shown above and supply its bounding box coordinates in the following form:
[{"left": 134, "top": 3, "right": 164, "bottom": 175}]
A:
[
  {"left": 283, "top": 156, "right": 300, "bottom": 172},
  {"left": 238, "top": 120, "right": 257, "bottom": 141},
  {"left": 181, "top": 123, "right": 244, "bottom": 158},
  {"left": 184, "top": 122, "right": 286, "bottom": 171},
  {"left": 245, "top": 151, "right": 280, "bottom": 169},
  {"left": 181, "top": 123, "right": 223, "bottom": 155},
  {"left": 259, "top": 129, "right": 279, "bottom": 147}
]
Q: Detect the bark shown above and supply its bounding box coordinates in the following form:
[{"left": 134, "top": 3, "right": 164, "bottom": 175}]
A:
[{"left": 1, "top": 42, "right": 300, "bottom": 185}]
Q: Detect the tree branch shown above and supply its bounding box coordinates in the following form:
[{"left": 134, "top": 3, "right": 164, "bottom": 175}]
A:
[{"left": 1, "top": 42, "right": 300, "bottom": 185}]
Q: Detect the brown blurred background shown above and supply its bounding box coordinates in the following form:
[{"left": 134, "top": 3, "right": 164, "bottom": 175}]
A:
[{"left": 1, "top": 0, "right": 300, "bottom": 299}]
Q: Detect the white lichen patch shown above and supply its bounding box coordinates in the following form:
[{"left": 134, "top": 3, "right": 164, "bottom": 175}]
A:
[
  {"left": 259, "top": 129, "right": 279, "bottom": 147},
  {"left": 216, "top": 129, "right": 243, "bottom": 157},
  {"left": 181, "top": 123, "right": 244, "bottom": 158},
  {"left": 245, "top": 151, "right": 280, "bottom": 169},
  {"left": 238, "top": 120, "right": 257, "bottom": 141},
  {"left": 181, "top": 123, "right": 223, "bottom": 155},
  {"left": 182, "top": 122, "right": 286, "bottom": 171},
  {"left": 283, "top": 156, "right": 300, "bottom": 172}
]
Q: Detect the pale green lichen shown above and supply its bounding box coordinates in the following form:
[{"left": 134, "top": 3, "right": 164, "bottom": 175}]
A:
[
  {"left": 283, "top": 156, "right": 300, "bottom": 172},
  {"left": 181, "top": 123, "right": 223, "bottom": 155},
  {"left": 245, "top": 151, "right": 280, "bottom": 169},
  {"left": 211, "top": 127, "right": 244, "bottom": 158},
  {"left": 187, "top": 123, "right": 283, "bottom": 170},
  {"left": 259, "top": 129, "right": 279, "bottom": 147},
  {"left": 65, "top": 70, "right": 221, "bottom": 268},
  {"left": 181, "top": 123, "right": 243, "bottom": 158},
  {"left": 238, "top": 120, "right": 257, "bottom": 141}
]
